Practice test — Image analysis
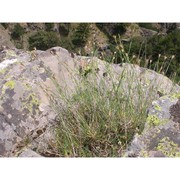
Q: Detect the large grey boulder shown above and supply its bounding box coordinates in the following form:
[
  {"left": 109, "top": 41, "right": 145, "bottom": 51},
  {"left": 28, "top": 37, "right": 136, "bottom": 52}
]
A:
[{"left": 0, "top": 46, "right": 179, "bottom": 157}]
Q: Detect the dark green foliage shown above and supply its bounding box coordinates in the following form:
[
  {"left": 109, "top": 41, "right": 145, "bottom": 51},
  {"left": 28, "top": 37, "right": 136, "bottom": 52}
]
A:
[
  {"left": 143, "top": 30, "right": 180, "bottom": 82},
  {"left": 166, "top": 23, "right": 177, "bottom": 33},
  {"left": 28, "top": 31, "right": 60, "bottom": 50},
  {"left": 158, "top": 23, "right": 177, "bottom": 34},
  {"left": 113, "top": 23, "right": 128, "bottom": 35},
  {"left": 72, "top": 23, "right": 90, "bottom": 47},
  {"left": 138, "top": 23, "right": 159, "bottom": 31},
  {"left": 122, "top": 31, "right": 179, "bottom": 83},
  {"left": 11, "top": 24, "right": 25, "bottom": 40},
  {"left": 58, "top": 37, "right": 74, "bottom": 51},
  {"left": 125, "top": 36, "right": 147, "bottom": 56},
  {"left": 45, "top": 23, "right": 54, "bottom": 31},
  {"left": 105, "top": 36, "right": 148, "bottom": 64},
  {"left": 160, "top": 29, "right": 180, "bottom": 55},
  {"left": 96, "top": 23, "right": 128, "bottom": 39},
  {"left": 1, "top": 23, "right": 9, "bottom": 29},
  {"left": 59, "top": 23, "right": 71, "bottom": 36},
  {"left": 116, "top": 28, "right": 180, "bottom": 83},
  {"left": 146, "top": 34, "right": 165, "bottom": 56}
]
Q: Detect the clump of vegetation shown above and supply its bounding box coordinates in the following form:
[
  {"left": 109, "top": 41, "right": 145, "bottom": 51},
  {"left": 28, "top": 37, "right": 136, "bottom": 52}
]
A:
[
  {"left": 96, "top": 23, "right": 129, "bottom": 38},
  {"left": 45, "top": 23, "right": 54, "bottom": 32},
  {"left": 48, "top": 52, "right": 167, "bottom": 157},
  {"left": 113, "top": 23, "right": 128, "bottom": 35},
  {"left": 11, "top": 24, "right": 25, "bottom": 40},
  {"left": 28, "top": 31, "right": 60, "bottom": 50},
  {"left": 72, "top": 23, "right": 90, "bottom": 47},
  {"left": 146, "top": 30, "right": 180, "bottom": 83},
  {"left": 51, "top": 71, "right": 149, "bottom": 156},
  {"left": 138, "top": 23, "right": 159, "bottom": 31},
  {"left": 103, "top": 33, "right": 180, "bottom": 84},
  {"left": 59, "top": 23, "right": 71, "bottom": 36}
]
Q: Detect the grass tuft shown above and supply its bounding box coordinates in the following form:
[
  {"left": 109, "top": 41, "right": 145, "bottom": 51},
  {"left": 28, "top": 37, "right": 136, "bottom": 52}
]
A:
[{"left": 47, "top": 37, "right": 179, "bottom": 157}]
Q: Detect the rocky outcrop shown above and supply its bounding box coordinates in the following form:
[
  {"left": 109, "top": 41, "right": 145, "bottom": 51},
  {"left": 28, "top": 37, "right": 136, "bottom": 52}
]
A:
[
  {"left": 0, "top": 46, "right": 179, "bottom": 157},
  {"left": 126, "top": 93, "right": 180, "bottom": 157},
  {"left": 140, "top": 27, "right": 157, "bottom": 37},
  {"left": 0, "top": 25, "right": 15, "bottom": 49}
]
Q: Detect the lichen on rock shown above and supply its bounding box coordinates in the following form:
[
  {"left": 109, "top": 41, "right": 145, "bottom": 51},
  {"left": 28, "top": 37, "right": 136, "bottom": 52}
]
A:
[
  {"left": 156, "top": 137, "right": 180, "bottom": 157},
  {"left": 146, "top": 115, "right": 167, "bottom": 127},
  {"left": 126, "top": 94, "right": 180, "bottom": 157},
  {"left": 22, "top": 93, "right": 40, "bottom": 115}
]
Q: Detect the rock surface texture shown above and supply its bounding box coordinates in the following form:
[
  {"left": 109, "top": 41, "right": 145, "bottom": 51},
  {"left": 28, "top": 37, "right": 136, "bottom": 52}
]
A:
[
  {"left": 0, "top": 25, "right": 15, "bottom": 49},
  {"left": 126, "top": 94, "right": 180, "bottom": 157},
  {"left": 0, "top": 46, "right": 179, "bottom": 157}
]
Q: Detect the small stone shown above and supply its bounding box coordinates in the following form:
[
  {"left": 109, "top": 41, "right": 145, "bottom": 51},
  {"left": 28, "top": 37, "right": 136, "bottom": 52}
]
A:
[
  {"left": 39, "top": 103, "right": 46, "bottom": 112},
  {"left": 18, "top": 148, "right": 43, "bottom": 157},
  {"left": 8, "top": 114, "right": 12, "bottom": 119}
]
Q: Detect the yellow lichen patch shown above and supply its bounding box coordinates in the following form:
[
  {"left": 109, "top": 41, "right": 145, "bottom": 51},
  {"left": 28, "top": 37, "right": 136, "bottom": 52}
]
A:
[
  {"left": 147, "top": 115, "right": 161, "bottom": 127},
  {"left": 140, "top": 149, "right": 149, "bottom": 157},
  {"left": 154, "top": 104, "right": 162, "bottom": 111},
  {"left": 0, "top": 68, "right": 7, "bottom": 74},
  {"left": 2, "top": 80, "right": 15, "bottom": 95},
  {"left": 156, "top": 137, "right": 180, "bottom": 157},
  {"left": 145, "top": 79, "right": 150, "bottom": 86},
  {"left": 171, "top": 92, "right": 180, "bottom": 99},
  {"left": 5, "top": 50, "right": 17, "bottom": 59},
  {"left": 4, "top": 80, "right": 15, "bottom": 89},
  {"left": 146, "top": 115, "right": 168, "bottom": 127},
  {"left": 22, "top": 93, "right": 39, "bottom": 115}
]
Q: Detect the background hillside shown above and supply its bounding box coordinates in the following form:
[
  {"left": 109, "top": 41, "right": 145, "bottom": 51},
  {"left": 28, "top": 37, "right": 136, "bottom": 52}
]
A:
[{"left": 0, "top": 23, "right": 180, "bottom": 83}]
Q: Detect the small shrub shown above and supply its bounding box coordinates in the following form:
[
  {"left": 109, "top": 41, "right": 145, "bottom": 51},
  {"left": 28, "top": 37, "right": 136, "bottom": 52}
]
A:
[
  {"left": 146, "top": 30, "right": 180, "bottom": 83},
  {"left": 138, "top": 23, "right": 159, "bottom": 31},
  {"left": 72, "top": 23, "right": 90, "bottom": 47},
  {"left": 45, "top": 23, "right": 54, "bottom": 31},
  {"left": 58, "top": 37, "right": 74, "bottom": 51},
  {"left": 28, "top": 31, "right": 60, "bottom": 50},
  {"left": 113, "top": 23, "right": 128, "bottom": 35},
  {"left": 96, "top": 23, "right": 129, "bottom": 37},
  {"left": 11, "top": 24, "right": 25, "bottom": 40},
  {"left": 59, "top": 23, "right": 71, "bottom": 36}
]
